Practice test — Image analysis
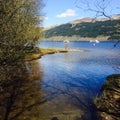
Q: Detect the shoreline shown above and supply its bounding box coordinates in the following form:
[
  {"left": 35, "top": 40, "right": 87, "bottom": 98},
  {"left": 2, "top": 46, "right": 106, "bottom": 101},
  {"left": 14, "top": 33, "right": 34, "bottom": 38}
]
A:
[
  {"left": 43, "top": 36, "right": 110, "bottom": 41},
  {"left": 94, "top": 74, "right": 120, "bottom": 120},
  {"left": 25, "top": 48, "right": 88, "bottom": 61},
  {"left": 41, "top": 39, "right": 119, "bottom": 42}
]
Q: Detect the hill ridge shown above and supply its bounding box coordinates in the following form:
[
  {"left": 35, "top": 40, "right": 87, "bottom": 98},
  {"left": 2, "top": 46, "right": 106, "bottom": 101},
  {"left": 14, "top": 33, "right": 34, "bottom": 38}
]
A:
[{"left": 44, "top": 15, "right": 120, "bottom": 41}]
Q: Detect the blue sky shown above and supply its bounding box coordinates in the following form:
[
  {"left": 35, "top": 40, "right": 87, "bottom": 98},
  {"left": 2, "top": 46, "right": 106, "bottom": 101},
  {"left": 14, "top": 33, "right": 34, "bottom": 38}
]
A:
[{"left": 42, "top": 0, "right": 120, "bottom": 27}]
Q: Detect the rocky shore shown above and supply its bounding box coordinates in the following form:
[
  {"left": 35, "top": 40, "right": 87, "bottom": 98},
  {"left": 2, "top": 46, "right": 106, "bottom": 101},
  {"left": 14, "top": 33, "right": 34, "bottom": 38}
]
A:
[{"left": 94, "top": 74, "right": 120, "bottom": 120}]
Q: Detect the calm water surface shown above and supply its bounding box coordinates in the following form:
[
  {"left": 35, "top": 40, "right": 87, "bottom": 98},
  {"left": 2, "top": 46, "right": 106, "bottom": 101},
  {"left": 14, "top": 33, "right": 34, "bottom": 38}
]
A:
[
  {"left": 37, "top": 41, "right": 120, "bottom": 120},
  {"left": 1, "top": 41, "right": 119, "bottom": 120}
]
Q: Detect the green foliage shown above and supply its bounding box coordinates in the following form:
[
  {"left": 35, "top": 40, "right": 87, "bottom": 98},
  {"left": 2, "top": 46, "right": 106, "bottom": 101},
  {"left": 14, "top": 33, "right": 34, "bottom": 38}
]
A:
[
  {"left": 45, "top": 20, "right": 120, "bottom": 40},
  {"left": 0, "top": 0, "right": 44, "bottom": 65}
]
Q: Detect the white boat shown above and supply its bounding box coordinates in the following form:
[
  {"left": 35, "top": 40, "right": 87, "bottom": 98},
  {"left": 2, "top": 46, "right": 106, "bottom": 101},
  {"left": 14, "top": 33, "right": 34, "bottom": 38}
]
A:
[
  {"left": 90, "top": 40, "right": 100, "bottom": 46},
  {"left": 90, "top": 40, "right": 100, "bottom": 43},
  {"left": 95, "top": 40, "right": 100, "bottom": 43},
  {"left": 64, "top": 40, "right": 70, "bottom": 43}
]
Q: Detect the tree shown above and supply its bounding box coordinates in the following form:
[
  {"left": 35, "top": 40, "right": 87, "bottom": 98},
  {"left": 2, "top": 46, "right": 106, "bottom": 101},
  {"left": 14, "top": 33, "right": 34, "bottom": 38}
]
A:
[
  {"left": 0, "top": 0, "right": 44, "bottom": 65},
  {"left": 75, "top": 0, "right": 120, "bottom": 42},
  {"left": 75, "top": 0, "right": 120, "bottom": 18}
]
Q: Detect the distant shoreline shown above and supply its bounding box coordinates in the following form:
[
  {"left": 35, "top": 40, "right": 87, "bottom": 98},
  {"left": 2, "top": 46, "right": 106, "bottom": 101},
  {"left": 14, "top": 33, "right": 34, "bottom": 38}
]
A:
[
  {"left": 42, "top": 35, "right": 120, "bottom": 42},
  {"left": 41, "top": 39, "right": 118, "bottom": 42}
]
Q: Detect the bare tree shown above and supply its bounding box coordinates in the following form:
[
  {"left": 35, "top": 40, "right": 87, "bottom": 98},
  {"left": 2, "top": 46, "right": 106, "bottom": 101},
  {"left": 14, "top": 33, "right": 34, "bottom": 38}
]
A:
[
  {"left": 75, "top": 0, "right": 120, "bottom": 44},
  {"left": 75, "top": 0, "right": 120, "bottom": 18}
]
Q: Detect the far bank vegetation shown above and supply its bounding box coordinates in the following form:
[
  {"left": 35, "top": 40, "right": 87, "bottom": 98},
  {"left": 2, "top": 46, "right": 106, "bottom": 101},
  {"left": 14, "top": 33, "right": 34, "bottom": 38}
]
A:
[{"left": 44, "top": 18, "right": 120, "bottom": 41}]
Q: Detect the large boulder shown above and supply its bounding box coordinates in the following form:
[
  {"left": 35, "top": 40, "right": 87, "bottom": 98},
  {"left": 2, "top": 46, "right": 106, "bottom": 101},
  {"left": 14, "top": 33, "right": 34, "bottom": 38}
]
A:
[{"left": 94, "top": 74, "right": 120, "bottom": 120}]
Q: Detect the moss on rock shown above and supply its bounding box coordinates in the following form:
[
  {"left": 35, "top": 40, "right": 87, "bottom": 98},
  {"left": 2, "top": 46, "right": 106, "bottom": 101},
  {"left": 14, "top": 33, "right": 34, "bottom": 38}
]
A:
[{"left": 94, "top": 74, "right": 120, "bottom": 120}]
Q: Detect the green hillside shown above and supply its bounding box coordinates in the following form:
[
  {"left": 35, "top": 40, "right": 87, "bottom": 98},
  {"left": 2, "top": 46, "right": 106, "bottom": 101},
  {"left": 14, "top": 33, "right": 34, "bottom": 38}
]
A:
[{"left": 44, "top": 19, "right": 120, "bottom": 41}]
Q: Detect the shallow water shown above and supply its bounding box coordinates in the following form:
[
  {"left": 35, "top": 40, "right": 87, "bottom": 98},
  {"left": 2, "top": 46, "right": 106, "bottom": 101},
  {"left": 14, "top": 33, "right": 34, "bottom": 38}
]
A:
[
  {"left": 1, "top": 41, "right": 119, "bottom": 120},
  {"left": 37, "top": 41, "right": 120, "bottom": 120}
]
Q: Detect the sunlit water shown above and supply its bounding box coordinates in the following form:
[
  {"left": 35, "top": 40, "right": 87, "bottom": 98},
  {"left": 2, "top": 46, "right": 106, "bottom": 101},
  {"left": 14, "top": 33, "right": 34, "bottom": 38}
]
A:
[
  {"left": 36, "top": 41, "right": 120, "bottom": 120},
  {"left": 1, "top": 41, "right": 119, "bottom": 120}
]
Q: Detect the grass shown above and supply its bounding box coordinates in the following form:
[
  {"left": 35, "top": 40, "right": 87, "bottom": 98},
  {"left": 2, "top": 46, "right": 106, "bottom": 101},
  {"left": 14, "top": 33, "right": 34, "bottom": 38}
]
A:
[
  {"left": 24, "top": 47, "right": 87, "bottom": 61},
  {"left": 24, "top": 48, "right": 68, "bottom": 61}
]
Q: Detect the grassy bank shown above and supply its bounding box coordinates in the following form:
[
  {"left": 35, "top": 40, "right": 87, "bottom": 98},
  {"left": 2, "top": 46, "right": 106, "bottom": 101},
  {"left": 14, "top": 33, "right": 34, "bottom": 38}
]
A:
[
  {"left": 25, "top": 47, "right": 87, "bottom": 61},
  {"left": 24, "top": 48, "right": 68, "bottom": 61}
]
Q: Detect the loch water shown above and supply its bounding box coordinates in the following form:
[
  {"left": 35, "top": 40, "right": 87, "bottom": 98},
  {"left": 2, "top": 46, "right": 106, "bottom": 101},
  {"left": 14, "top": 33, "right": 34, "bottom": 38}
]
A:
[
  {"left": 0, "top": 41, "right": 120, "bottom": 120},
  {"left": 37, "top": 41, "right": 120, "bottom": 120}
]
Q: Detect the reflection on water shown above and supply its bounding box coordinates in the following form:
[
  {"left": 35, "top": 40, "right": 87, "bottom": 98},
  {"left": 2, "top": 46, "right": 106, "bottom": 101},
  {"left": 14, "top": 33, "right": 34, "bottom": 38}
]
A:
[
  {"left": 0, "top": 41, "right": 120, "bottom": 120},
  {"left": 0, "top": 61, "right": 45, "bottom": 120},
  {"left": 38, "top": 41, "right": 120, "bottom": 120}
]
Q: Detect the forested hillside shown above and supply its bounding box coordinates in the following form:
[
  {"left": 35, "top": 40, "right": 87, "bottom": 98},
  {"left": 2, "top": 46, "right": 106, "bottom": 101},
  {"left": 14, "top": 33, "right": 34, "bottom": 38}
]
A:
[{"left": 44, "top": 17, "right": 120, "bottom": 41}]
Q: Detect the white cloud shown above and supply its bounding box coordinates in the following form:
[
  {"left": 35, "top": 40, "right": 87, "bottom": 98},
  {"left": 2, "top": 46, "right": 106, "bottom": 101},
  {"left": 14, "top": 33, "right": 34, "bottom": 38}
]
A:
[{"left": 56, "top": 9, "right": 77, "bottom": 18}]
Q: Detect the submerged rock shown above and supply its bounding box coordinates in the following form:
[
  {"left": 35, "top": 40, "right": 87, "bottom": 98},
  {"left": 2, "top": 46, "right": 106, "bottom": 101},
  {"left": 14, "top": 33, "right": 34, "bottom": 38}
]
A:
[{"left": 94, "top": 74, "right": 120, "bottom": 120}]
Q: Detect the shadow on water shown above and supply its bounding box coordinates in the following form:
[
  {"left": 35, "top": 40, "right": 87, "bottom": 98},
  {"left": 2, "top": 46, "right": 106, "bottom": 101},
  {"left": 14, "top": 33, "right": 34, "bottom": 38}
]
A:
[
  {"left": 0, "top": 61, "right": 99, "bottom": 120},
  {"left": 38, "top": 52, "right": 107, "bottom": 120},
  {"left": 1, "top": 40, "right": 120, "bottom": 120},
  {"left": 0, "top": 61, "right": 46, "bottom": 120},
  {"left": 41, "top": 78, "right": 98, "bottom": 120},
  {"left": 0, "top": 61, "right": 95, "bottom": 120}
]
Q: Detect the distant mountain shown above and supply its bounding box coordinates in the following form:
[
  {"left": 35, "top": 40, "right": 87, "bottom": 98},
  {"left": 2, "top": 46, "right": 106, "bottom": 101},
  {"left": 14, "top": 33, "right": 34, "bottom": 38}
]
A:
[{"left": 44, "top": 15, "right": 120, "bottom": 41}]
